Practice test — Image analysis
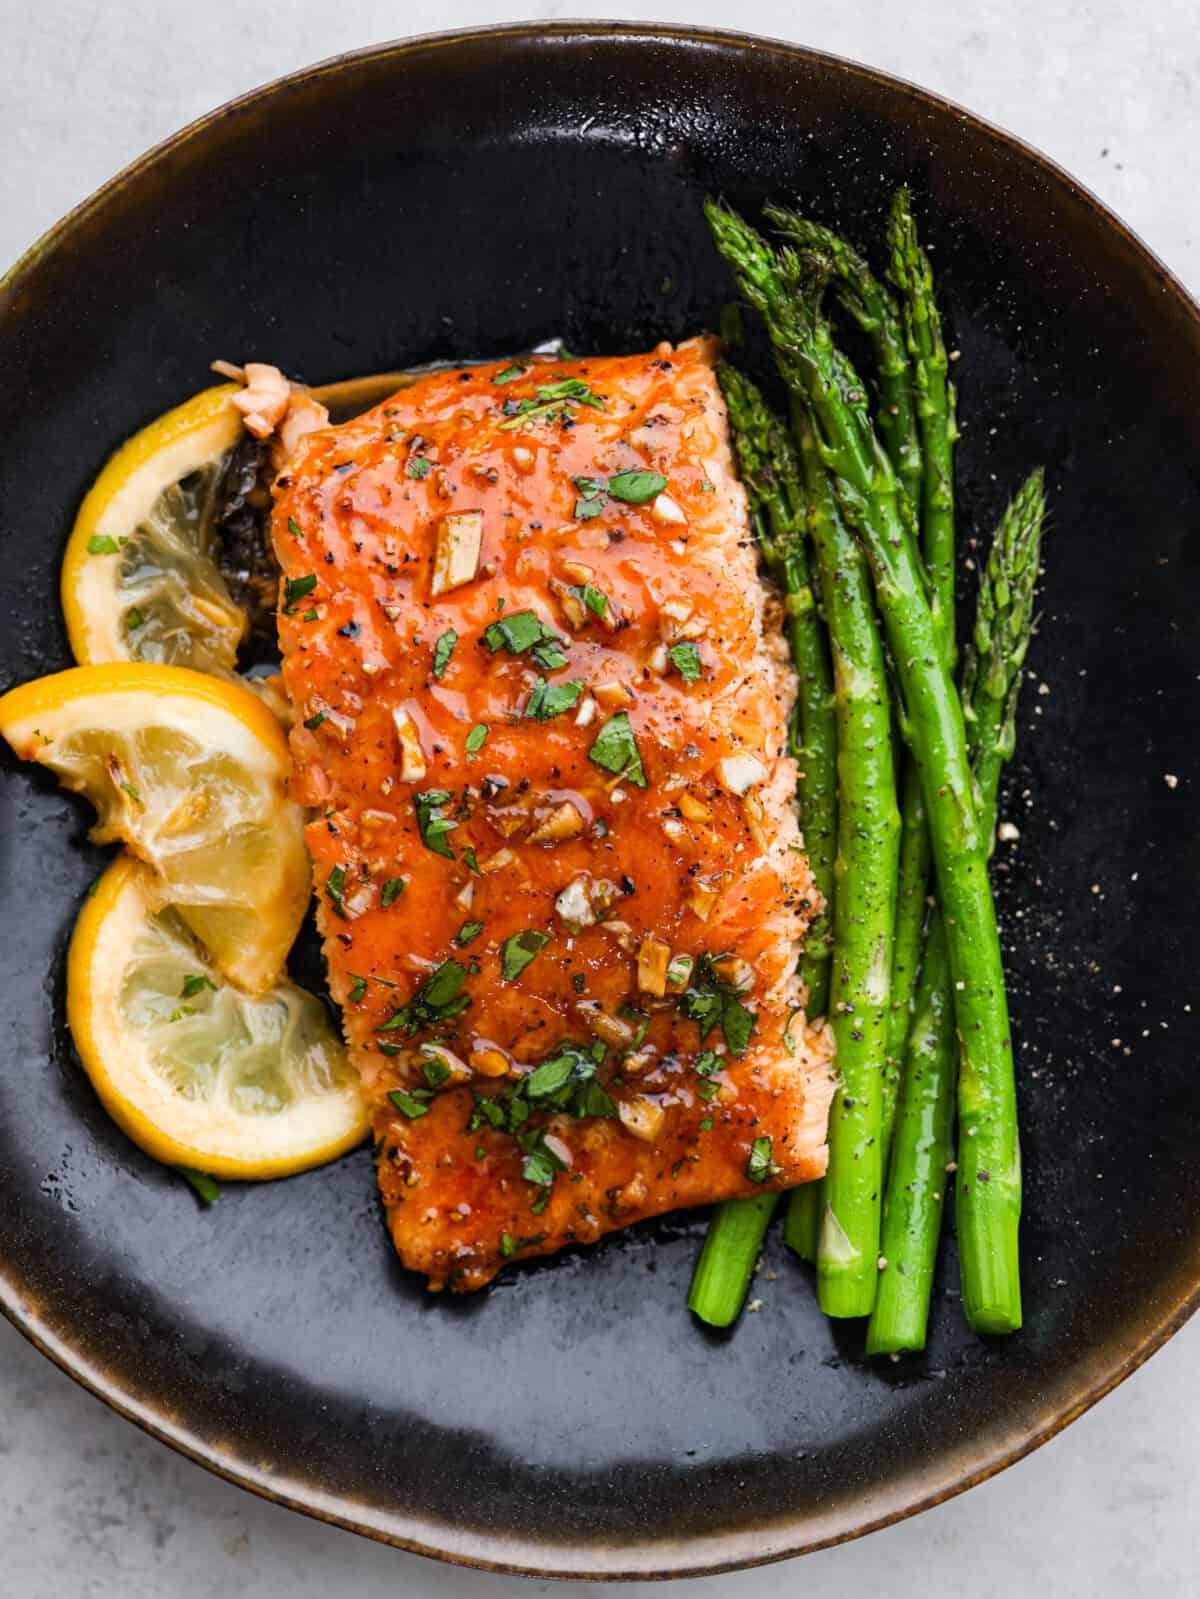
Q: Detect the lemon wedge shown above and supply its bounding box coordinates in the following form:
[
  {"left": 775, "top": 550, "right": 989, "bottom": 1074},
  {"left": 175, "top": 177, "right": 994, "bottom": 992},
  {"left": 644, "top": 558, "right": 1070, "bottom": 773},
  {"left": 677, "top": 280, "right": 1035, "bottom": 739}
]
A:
[
  {"left": 67, "top": 854, "right": 366, "bottom": 1178},
  {"left": 61, "top": 383, "right": 250, "bottom": 675},
  {"left": 0, "top": 663, "right": 309, "bottom": 994}
]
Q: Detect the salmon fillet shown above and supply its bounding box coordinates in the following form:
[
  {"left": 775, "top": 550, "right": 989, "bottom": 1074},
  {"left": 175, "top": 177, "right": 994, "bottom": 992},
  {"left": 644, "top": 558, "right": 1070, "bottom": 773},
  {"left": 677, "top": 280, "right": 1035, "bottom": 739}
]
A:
[{"left": 271, "top": 338, "right": 835, "bottom": 1291}]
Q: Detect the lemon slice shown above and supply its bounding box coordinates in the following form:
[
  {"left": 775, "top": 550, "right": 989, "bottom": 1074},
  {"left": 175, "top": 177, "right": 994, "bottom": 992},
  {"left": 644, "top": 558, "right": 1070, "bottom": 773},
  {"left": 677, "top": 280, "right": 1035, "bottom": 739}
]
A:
[
  {"left": 67, "top": 854, "right": 366, "bottom": 1178},
  {"left": 61, "top": 383, "right": 250, "bottom": 675},
  {"left": 0, "top": 663, "right": 309, "bottom": 994}
]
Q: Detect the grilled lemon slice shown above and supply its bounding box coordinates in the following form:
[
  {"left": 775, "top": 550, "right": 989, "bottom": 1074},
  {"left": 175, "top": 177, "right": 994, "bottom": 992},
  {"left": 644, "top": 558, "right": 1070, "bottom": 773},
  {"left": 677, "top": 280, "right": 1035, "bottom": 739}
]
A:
[
  {"left": 67, "top": 854, "right": 365, "bottom": 1178},
  {"left": 61, "top": 383, "right": 249, "bottom": 675},
  {"left": 0, "top": 663, "right": 309, "bottom": 994}
]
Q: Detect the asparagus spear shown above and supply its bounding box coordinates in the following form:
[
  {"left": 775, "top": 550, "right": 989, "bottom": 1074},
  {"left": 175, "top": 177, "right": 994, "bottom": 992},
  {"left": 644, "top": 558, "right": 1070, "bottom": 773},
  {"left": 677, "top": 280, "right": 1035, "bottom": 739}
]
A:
[
  {"left": 790, "top": 402, "right": 899, "bottom": 1318},
  {"left": 868, "top": 470, "right": 1046, "bottom": 1354},
  {"left": 705, "top": 199, "right": 1021, "bottom": 1334},
  {"left": 717, "top": 363, "right": 838, "bottom": 1010},
  {"left": 887, "top": 188, "right": 958, "bottom": 656},
  {"left": 765, "top": 204, "right": 922, "bottom": 511},
  {"left": 688, "top": 1191, "right": 777, "bottom": 1328},
  {"left": 880, "top": 192, "right": 958, "bottom": 1162},
  {"left": 688, "top": 368, "right": 838, "bottom": 1327},
  {"left": 962, "top": 469, "right": 1047, "bottom": 837}
]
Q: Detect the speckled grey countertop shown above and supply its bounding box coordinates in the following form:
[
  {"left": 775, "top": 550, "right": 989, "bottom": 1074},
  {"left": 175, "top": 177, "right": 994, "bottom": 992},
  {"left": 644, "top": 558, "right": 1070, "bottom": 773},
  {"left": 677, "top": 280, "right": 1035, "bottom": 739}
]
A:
[{"left": 2, "top": 3, "right": 1198, "bottom": 1594}]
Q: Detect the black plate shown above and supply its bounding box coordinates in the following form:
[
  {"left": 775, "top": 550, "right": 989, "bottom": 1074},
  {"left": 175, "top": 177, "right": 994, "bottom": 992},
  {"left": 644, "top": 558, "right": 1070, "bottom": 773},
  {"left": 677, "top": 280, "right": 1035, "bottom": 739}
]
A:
[{"left": 2, "top": 24, "right": 1198, "bottom": 1581}]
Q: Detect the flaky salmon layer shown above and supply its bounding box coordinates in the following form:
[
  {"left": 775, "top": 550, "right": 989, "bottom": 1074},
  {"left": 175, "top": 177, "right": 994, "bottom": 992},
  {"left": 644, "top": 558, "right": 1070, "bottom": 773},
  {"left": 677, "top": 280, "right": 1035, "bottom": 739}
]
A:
[{"left": 271, "top": 338, "right": 835, "bottom": 1290}]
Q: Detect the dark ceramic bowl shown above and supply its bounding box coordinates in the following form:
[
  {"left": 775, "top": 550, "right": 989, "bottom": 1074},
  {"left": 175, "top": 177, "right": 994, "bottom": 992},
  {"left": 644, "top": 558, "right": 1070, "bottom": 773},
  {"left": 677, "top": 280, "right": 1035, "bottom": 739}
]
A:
[{"left": 2, "top": 23, "right": 1198, "bottom": 1581}]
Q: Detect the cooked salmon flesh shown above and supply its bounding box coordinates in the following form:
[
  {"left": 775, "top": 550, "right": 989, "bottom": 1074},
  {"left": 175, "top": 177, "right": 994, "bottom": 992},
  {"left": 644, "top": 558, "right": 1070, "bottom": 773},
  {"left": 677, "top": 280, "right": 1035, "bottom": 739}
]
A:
[{"left": 270, "top": 338, "right": 834, "bottom": 1290}]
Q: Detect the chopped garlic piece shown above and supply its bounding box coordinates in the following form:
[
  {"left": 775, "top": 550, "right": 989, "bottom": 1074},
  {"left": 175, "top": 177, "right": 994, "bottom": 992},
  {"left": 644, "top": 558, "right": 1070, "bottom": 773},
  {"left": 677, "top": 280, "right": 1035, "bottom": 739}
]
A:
[
  {"left": 478, "top": 847, "right": 516, "bottom": 874},
  {"left": 601, "top": 919, "right": 637, "bottom": 953},
  {"left": 717, "top": 753, "right": 768, "bottom": 795},
  {"left": 575, "top": 1001, "right": 638, "bottom": 1048},
  {"left": 469, "top": 1044, "right": 512, "bottom": 1078},
  {"left": 560, "top": 559, "right": 595, "bottom": 583},
  {"left": 618, "top": 1095, "right": 666, "bottom": 1143},
  {"left": 678, "top": 793, "right": 711, "bottom": 823},
  {"left": 530, "top": 800, "right": 585, "bottom": 844},
  {"left": 574, "top": 695, "right": 598, "bottom": 728},
  {"left": 391, "top": 706, "right": 428, "bottom": 782},
  {"left": 555, "top": 875, "right": 595, "bottom": 927},
  {"left": 651, "top": 492, "right": 687, "bottom": 525},
  {"left": 594, "top": 681, "right": 634, "bottom": 709},
  {"left": 636, "top": 935, "right": 672, "bottom": 998},
  {"left": 431, "top": 510, "right": 483, "bottom": 596},
  {"left": 714, "top": 955, "right": 754, "bottom": 992},
  {"left": 687, "top": 881, "right": 719, "bottom": 920}
]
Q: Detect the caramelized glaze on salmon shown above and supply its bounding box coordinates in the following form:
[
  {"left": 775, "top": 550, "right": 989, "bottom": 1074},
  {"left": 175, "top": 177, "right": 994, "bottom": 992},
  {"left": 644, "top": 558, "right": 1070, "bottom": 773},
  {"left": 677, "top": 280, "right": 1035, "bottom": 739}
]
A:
[{"left": 271, "top": 338, "right": 834, "bottom": 1290}]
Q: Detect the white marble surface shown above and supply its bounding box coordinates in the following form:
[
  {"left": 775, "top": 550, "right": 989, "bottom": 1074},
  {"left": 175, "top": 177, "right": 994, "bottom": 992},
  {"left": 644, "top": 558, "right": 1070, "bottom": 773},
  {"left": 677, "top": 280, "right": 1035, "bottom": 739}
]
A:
[{"left": 2, "top": 2, "right": 1198, "bottom": 1594}]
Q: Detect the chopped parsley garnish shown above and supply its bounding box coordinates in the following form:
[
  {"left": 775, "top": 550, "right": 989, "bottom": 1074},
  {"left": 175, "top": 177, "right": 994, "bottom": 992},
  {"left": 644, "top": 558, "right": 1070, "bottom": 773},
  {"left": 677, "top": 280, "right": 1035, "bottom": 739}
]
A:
[
  {"left": 405, "top": 456, "right": 432, "bottom": 480},
  {"left": 282, "top": 573, "right": 317, "bottom": 613},
  {"left": 524, "top": 677, "right": 584, "bottom": 721},
  {"left": 176, "top": 1166, "right": 219, "bottom": 1205},
  {"left": 571, "top": 972, "right": 586, "bottom": 993},
  {"left": 303, "top": 711, "right": 327, "bottom": 730},
  {"left": 587, "top": 710, "right": 647, "bottom": 787},
  {"left": 466, "top": 1037, "right": 613, "bottom": 1180},
  {"left": 119, "top": 780, "right": 143, "bottom": 805},
  {"left": 287, "top": 516, "right": 304, "bottom": 539},
  {"left": 499, "top": 1231, "right": 516, "bottom": 1258},
  {"left": 745, "top": 1135, "right": 780, "bottom": 1184},
  {"left": 519, "top": 1128, "right": 568, "bottom": 1188},
  {"left": 572, "top": 475, "right": 608, "bottom": 520},
  {"left": 414, "top": 790, "right": 457, "bottom": 858},
  {"left": 181, "top": 974, "right": 216, "bottom": 999},
  {"left": 381, "top": 876, "right": 405, "bottom": 907},
  {"left": 347, "top": 975, "right": 368, "bottom": 1004},
  {"left": 388, "top": 1088, "right": 432, "bottom": 1120},
  {"left": 325, "top": 864, "right": 348, "bottom": 918},
  {"left": 699, "top": 1116, "right": 714, "bottom": 1132},
  {"left": 302, "top": 608, "right": 319, "bottom": 623},
  {"left": 607, "top": 469, "right": 667, "bottom": 504},
  {"left": 87, "top": 534, "right": 121, "bottom": 555},
  {"left": 492, "top": 363, "right": 528, "bottom": 385},
  {"left": 480, "top": 606, "right": 569, "bottom": 670},
  {"left": 377, "top": 959, "right": 470, "bottom": 1037},
  {"left": 498, "top": 376, "right": 606, "bottom": 431},
  {"left": 125, "top": 607, "right": 145, "bottom": 631},
  {"left": 668, "top": 641, "right": 702, "bottom": 682},
  {"left": 168, "top": 1005, "right": 194, "bottom": 1023},
  {"left": 432, "top": 628, "right": 458, "bottom": 679},
  {"left": 463, "top": 846, "right": 480, "bottom": 875},
  {"left": 501, "top": 929, "right": 551, "bottom": 981},
  {"left": 455, "top": 920, "right": 484, "bottom": 946},
  {"left": 694, "top": 1049, "right": 722, "bottom": 1101},
  {"left": 465, "top": 723, "right": 489, "bottom": 759},
  {"left": 679, "top": 957, "right": 758, "bottom": 1055}
]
